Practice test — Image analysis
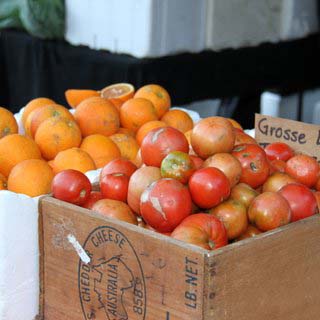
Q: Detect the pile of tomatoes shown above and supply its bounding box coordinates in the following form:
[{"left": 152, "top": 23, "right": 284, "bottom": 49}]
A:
[{"left": 51, "top": 116, "right": 320, "bottom": 250}]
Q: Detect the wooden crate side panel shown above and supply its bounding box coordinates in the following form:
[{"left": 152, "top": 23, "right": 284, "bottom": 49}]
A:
[
  {"left": 39, "top": 197, "right": 206, "bottom": 320},
  {"left": 203, "top": 215, "right": 320, "bottom": 320}
]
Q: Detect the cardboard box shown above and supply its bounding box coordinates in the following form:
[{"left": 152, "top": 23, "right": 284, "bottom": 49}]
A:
[{"left": 38, "top": 197, "right": 320, "bottom": 320}]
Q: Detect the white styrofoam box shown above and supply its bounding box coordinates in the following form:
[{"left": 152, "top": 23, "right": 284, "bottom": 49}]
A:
[
  {"left": 206, "top": 0, "right": 318, "bottom": 51},
  {"left": 65, "top": 0, "right": 207, "bottom": 58}
]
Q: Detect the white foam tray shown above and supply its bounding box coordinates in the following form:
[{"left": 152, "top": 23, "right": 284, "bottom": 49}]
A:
[{"left": 65, "top": 0, "right": 318, "bottom": 58}]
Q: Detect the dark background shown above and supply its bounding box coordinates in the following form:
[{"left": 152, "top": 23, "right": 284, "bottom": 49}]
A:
[{"left": 1, "top": 29, "right": 320, "bottom": 128}]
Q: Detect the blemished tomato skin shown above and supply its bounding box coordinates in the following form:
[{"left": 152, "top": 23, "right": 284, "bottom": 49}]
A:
[
  {"left": 100, "top": 173, "right": 129, "bottom": 202},
  {"left": 171, "top": 213, "right": 228, "bottom": 250},
  {"left": 188, "top": 167, "right": 230, "bottom": 209},
  {"left": 100, "top": 158, "right": 137, "bottom": 180},
  {"left": 264, "top": 142, "right": 294, "bottom": 161},
  {"left": 160, "top": 151, "right": 195, "bottom": 184},
  {"left": 82, "top": 191, "right": 104, "bottom": 209},
  {"left": 236, "top": 225, "right": 262, "bottom": 241},
  {"left": 248, "top": 192, "right": 291, "bottom": 231},
  {"left": 233, "top": 128, "right": 257, "bottom": 146},
  {"left": 278, "top": 183, "right": 318, "bottom": 222},
  {"left": 141, "top": 126, "right": 189, "bottom": 167},
  {"left": 52, "top": 169, "right": 92, "bottom": 205},
  {"left": 140, "top": 178, "right": 192, "bottom": 233},
  {"left": 285, "top": 154, "right": 319, "bottom": 188},
  {"left": 230, "top": 183, "right": 258, "bottom": 209},
  {"left": 232, "top": 144, "right": 270, "bottom": 188},
  {"left": 209, "top": 199, "right": 248, "bottom": 240}
]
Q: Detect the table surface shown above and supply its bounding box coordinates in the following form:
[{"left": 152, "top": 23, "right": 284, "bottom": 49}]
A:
[{"left": 1, "top": 29, "right": 320, "bottom": 114}]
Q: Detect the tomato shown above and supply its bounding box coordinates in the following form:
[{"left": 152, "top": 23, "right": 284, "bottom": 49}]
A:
[
  {"left": 314, "top": 191, "right": 320, "bottom": 212},
  {"left": 315, "top": 176, "right": 320, "bottom": 191},
  {"left": 191, "top": 117, "right": 235, "bottom": 159},
  {"left": 262, "top": 172, "right": 297, "bottom": 193},
  {"left": 236, "top": 225, "right": 262, "bottom": 241},
  {"left": 285, "top": 154, "right": 319, "bottom": 188},
  {"left": 100, "top": 173, "right": 129, "bottom": 202},
  {"left": 127, "top": 166, "right": 161, "bottom": 215},
  {"left": 51, "top": 169, "right": 92, "bottom": 205},
  {"left": 232, "top": 144, "right": 270, "bottom": 188},
  {"left": 100, "top": 158, "right": 137, "bottom": 180},
  {"left": 171, "top": 213, "right": 228, "bottom": 250},
  {"left": 264, "top": 142, "right": 294, "bottom": 161},
  {"left": 82, "top": 191, "right": 104, "bottom": 209},
  {"left": 189, "top": 155, "right": 203, "bottom": 170},
  {"left": 160, "top": 151, "right": 195, "bottom": 184},
  {"left": 209, "top": 199, "right": 248, "bottom": 240},
  {"left": 248, "top": 192, "right": 291, "bottom": 231},
  {"left": 188, "top": 167, "right": 230, "bottom": 209},
  {"left": 92, "top": 199, "right": 137, "bottom": 225},
  {"left": 269, "top": 159, "right": 286, "bottom": 174},
  {"left": 140, "top": 178, "right": 192, "bottom": 232},
  {"left": 145, "top": 224, "right": 171, "bottom": 236},
  {"left": 278, "top": 183, "right": 317, "bottom": 222},
  {"left": 203, "top": 153, "right": 242, "bottom": 187},
  {"left": 141, "top": 126, "right": 189, "bottom": 167},
  {"left": 230, "top": 183, "right": 258, "bottom": 208},
  {"left": 234, "top": 128, "right": 257, "bottom": 146}
]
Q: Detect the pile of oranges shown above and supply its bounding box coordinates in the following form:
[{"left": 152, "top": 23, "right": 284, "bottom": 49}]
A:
[{"left": 0, "top": 83, "right": 196, "bottom": 197}]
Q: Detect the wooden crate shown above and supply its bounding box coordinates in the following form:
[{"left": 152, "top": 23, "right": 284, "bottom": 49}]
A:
[{"left": 38, "top": 196, "right": 320, "bottom": 320}]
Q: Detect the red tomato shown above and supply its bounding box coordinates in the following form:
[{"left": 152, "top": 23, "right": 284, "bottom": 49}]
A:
[
  {"left": 141, "top": 127, "right": 189, "bottom": 167},
  {"left": 100, "top": 173, "right": 129, "bottom": 202},
  {"left": 285, "top": 154, "right": 319, "bottom": 188},
  {"left": 127, "top": 166, "right": 161, "bottom": 215},
  {"left": 234, "top": 128, "right": 257, "bottom": 146},
  {"left": 209, "top": 199, "right": 248, "bottom": 240},
  {"left": 269, "top": 159, "right": 286, "bottom": 174},
  {"left": 140, "top": 178, "right": 192, "bottom": 232},
  {"left": 278, "top": 183, "right": 317, "bottom": 222},
  {"left": 203, "top": 153, "right": 242, "bottom": 187},
  {"left": 145, "top": 224, "right": 171, "bottom": 236},
  {"left": 230, "top": 183, "right": 258, "bottom": 208},
  {"left": 314, "top": 191, "right": 320, "bottom": 212},
  {"left": 189, "top": 155, "right": 203, "bottom": 169},
  {"left": 100, "top": 158, "right": 137, "bottom": 180},
  {"left": 232, "top": 144, "right": 270, "bottom": 188},
  {"left": 171, "top": 213, "right": 228, "bottom": 250},
  {"left": 160, "top": 151, "right": 195, "bottom": 184},
  {"left": 82, "top": 191, "right": 104, "bottom": 209},
  {"left": 262, "top": 172, "right": 297, "bottom": 193},
  {"left": 248, "top": 192, "right": 291, "bottom": 231},
  {"left": 191, "top": 117, "right": 235, "bottom": 159},
  {"left": 315, "top": 176, "right": 320, "bottom": 191},
  {"left": 236, "top": 225, "right": 262, "bottom": 241},
  {"left": 51, "top": 169, "right": 92, "bottom": 205},
  {"left": 92, "top": 199, "right": 137, "bottom": 225},
  {"left": 264, "top": 142, "right": 294, "bottom": 161},
  {"left": 188, "top": 167, "right": 230, "bottom": 209}
]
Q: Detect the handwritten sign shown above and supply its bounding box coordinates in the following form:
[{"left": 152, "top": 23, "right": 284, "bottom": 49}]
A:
[{"left": 254, "top": 114, "right": 320, "bottom": 161}]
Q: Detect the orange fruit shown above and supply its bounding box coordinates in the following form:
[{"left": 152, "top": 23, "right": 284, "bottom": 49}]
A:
[
  {"left": 35, "top": 117, "right": 82, "bottom": 160},
  {"left": 7, "top": 159, "right": 54, "bottom": 197},
  {"left": 22, "top": 97, "right": 55, "bottom": 126},
  {"left": 28, "top": 104, "right": 74, "bottom": 138},
  {"left": 65, "top": 89, "right": 100, "bottom": 108},
  {"left": 100, "top": 83, "right": 135, "bottom": 107},
  {"left": 117, "top": 127, "right": 136, "bottom": 137},
  {"left": 134, "top": 84, "right": 171, "bottom": 118},
  {"left": 0, "top": 107, "right": 18, "bottom": 138},
  {"left": 0, "top": 134, "right": 42, "bottom": 177},
  {"left": 80, "top": 134, "right": 121, "bottom": 168},
  {"left": 74, "top": 97, "right": 120, "bottom": 137},
  {"left": 161, "top": 109, "right": 193, "bottom": 133},
  {"left": 0, "top": 173, "right": 7, "bottom": 190},
  {"left": 110, "top": 133, "right": 139, "bottom": 161},
  {"left": 120, "top": 98, "right": 158, "bottom": 133},
  {"left": 136, "top": 120, "right": 167, "bottom": 145},
  {"left": 53, "top": 147, "right": 96, "bottom": 174},
  {"left": 228, "top": 118, "right": 243, "bottom": 130}
]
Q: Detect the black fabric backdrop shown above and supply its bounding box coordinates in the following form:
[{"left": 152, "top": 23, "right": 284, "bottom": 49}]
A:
[{"left": 1, "top": 29, "right": 320, "bottom": 127}]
